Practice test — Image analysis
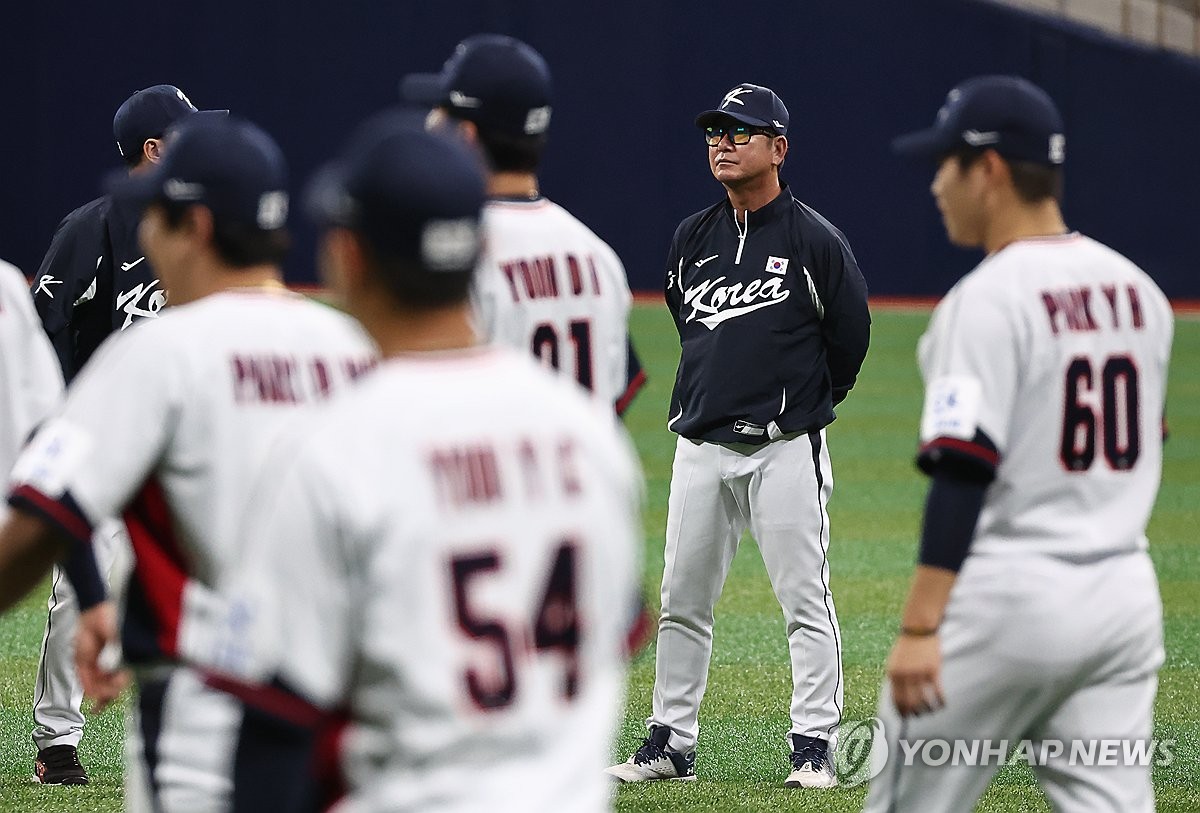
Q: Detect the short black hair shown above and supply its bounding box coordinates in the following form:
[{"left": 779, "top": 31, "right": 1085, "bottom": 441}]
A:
[
  {"left": 372, "top": 256, "right": 474, "bottom": 309},
  {"left": 447, "top": 110, "right": 546, "bottom": 173},
  {"left": 160, "top": 201, "right": 290, "bottom": 267},
  {"left": 949, "top": 146, "right": 1063, "bottom": 204},
  {"left": 356, "top": 236, "right": 473, "bottom": 309}
]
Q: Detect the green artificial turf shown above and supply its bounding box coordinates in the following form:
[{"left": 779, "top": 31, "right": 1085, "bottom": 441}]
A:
[{"left": 1, "top": 304, "right": 1196, "bottom": 812}]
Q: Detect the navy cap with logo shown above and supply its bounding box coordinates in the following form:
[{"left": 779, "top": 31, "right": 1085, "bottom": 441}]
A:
[
  {"left": 306, "top": 110, "right": 485, "bottom": 274},
  {"left": 695, "top": 83, "right": 790, "bottom": 136},
  {"left": 892, "top": 75, "right": 1066, "bottom": 167},
  {"left": 400, "top": 34, "right": 553, "bottom": 138},
  {"left": 109, "top": 115, "right": 289, "bottom": 233},
  {"left": 112, "top": 84, "right": 228, "bottom": 162}
]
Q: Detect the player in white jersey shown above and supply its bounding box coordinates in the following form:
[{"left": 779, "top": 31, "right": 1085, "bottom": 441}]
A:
[
  {"left": 403, "top": 34, "right": 646, "bottom": 414},
  {"left": 865, "top": 76, "right": 1173, "bottom": 812},
  {"left": 0, "top": 258, "right": 62, "bottom": 484},
  {"left": 204, "top": 112, "right": 643, "bottom": 813},
  {"left": 0, "top": 116, "right": 376, "bottom": 813}
]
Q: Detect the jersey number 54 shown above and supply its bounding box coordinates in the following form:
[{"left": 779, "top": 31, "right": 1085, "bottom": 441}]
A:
[{"left": 450, "top": 542, "right": 580, "bottom": 710}]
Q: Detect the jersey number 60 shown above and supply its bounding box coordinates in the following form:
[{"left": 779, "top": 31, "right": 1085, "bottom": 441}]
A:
[{"left": 1060, "top": 354, "right": 1139, "bottom": 472}]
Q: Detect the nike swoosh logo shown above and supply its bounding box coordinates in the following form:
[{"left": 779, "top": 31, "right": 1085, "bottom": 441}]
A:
[
  {"left": 121, "top": 257, "right": 146, "bottom": 271},
  {"left": 697, "top": 297, "right": 790, "bottom": 330},
  {"left": 694, "top": 255, "right": 719, "bottom": 268}
]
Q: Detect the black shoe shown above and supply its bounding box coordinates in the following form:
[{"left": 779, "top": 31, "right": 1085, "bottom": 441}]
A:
[
  {"left": 34, "top": 745, "right": 89, "bottom": 785},
  {"left": 785, "top": 734, "right": 836, "bottom": 788}
]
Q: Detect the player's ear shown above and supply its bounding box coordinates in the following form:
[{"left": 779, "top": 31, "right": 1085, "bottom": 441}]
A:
[
  {"left": 981, "top": 149, "right": 1012, "bottom": 188},
  {"left": 772, "top": 135, "right": 788, "bottom": 169},
  {"left": 318, "top": 227, "right": 367, "bottom": 299},
  {"left": 186, "top": 205, "right": 215, "bottom": 245},
  {"left": 455, "top": 119, "right": 481, "bottom": 148},
  {"left": 143, "top": 138, "right": 164, "bottom": 165}
]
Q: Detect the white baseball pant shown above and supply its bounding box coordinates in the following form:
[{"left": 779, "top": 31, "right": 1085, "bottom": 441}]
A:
[
  {"left": 864, "top": 549, "right": 1163, "bottom": 813},
  {"left": 650, "top": 431, "right": 843, "bottom": 753},
  {"left": 124, "top": 666, "right": 241, "bottom": 813},
  {"left": 32, "top": 518, "right": 133, "bottom": 750}
]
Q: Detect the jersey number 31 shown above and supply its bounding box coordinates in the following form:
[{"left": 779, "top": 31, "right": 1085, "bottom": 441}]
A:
[{"left": 532, "top": 320, "right": 594, "bottom": 391}]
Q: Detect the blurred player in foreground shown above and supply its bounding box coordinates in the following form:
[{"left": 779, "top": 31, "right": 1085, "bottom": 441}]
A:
[
  {"left": 0, "top": 115, "right": 376, "bottom": 811},
  {"left": 866, "top": 75, "right": 1172, "bottom": 812},
  {"left": 403, "top": 34, "right": 646, "bottom": 415},
  {"left": 207, "top": 112, "right": 644, "bottom": 812},
  {"left": 27, "top": 83, "right": 224, "bottom": 786},
  {"left": 0, "top": 255, "right": 62, "bottom": 511}
]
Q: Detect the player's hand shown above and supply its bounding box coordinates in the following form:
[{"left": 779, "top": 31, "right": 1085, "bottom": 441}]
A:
[
  {"left": 886, "top": 632, "right": 945, "bottom": 718},
  {"left": 75, "top": 601, "right": 131, "bottom": 713}
]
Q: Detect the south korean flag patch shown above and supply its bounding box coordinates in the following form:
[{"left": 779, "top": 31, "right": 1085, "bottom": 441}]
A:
[{"left": 766, "top": 256, "right": 789, "bottom": 275}]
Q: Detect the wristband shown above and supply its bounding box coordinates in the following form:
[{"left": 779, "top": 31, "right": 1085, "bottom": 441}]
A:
[{"left": 900, "top": 625, "right": 938, "bottom": 637}]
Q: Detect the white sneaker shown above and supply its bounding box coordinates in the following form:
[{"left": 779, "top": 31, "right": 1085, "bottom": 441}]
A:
[
  {"left": 605, "top": 725, "right": 697, "bottom": 782},
  {"left": 785, "top": 734, "right": 837, "bottom": 788},
  {"left": 785, "top": 760, "right": 837, "bottom": 788}
]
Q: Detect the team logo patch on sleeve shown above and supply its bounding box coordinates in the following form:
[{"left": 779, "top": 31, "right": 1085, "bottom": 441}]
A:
[
  {"left": 766, "top": 256, "right": 789, "bottom": 275},
  {"left": 920, "top": 375, "right": 983, "bottom": 442},
  {"left": 9, "top": 418, "right": 94, "bottom": 499}
]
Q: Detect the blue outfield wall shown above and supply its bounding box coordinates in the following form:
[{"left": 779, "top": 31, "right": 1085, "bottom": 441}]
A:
[{"left": 3, "top": 0, "right": 1198, "bottom": 298}]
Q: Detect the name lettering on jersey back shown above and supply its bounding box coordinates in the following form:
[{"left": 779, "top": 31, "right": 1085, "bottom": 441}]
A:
[
  {"left": 231, "top": 354, "right": 375, "bottom": 404},
  {"left": 430, "top": 437, "right": 583, "bottom": 509},
  {"left": 683, "top": 274, "right": 790, "bottom": 329},
  {"left": 499, "top": 254, "right": 602, "bottom": 303},
  {"left": 1041, "top": 284, "right": 1144, "bottom": 335}
]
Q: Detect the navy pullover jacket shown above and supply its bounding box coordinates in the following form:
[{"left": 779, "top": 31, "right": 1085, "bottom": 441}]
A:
[{"left": 665, "top": 183, "right": 870, "bottom": 444}]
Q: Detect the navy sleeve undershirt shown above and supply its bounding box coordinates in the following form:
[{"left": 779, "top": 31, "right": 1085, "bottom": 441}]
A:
[
  {"left": 915, "top": 429, "right": 998, "bottom": 572},
  {"left": 918, "top": 472, "right": 988, "bottom": 573}
]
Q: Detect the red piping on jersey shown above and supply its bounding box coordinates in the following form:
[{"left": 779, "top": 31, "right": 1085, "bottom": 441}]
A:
[
  {"left": 9, "top": 485, "right": 93, "bottom": 543},
  {"left": 124, "top": 478, "right": 189, "bottom": 658},
  {"left": 616, "top": 368, "right": 648, "bottom": 417},
  {"left": 1013, "top": 231, "right": 1082, "bottom": 244},
  {"left": 990, "top": 231, "right": 1083, "bottom": 256},
  {"left": 203, "top": 670, "right": 329, "bottom": 728},
  {"left": 313, "top": 713, "right": 350, "bottom": 812},
  {"left": 918, "top": 437, "right": 1000, "bottom": 467},
  {"left": 383, "top": 345, "right": 504, "bottom": 365},
  {"left": 203, "top": 667, "right": 351, "bottom": 810}
]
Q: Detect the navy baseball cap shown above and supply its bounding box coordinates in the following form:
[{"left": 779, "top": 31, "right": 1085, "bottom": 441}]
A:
[
  {"left": 400, "top": 34, "right": 553, "bottom": 137},
  {"left": 892, "top": 75, "right": 1065, "bottom": 166},
  {"left": 695, "top": 83, "right": 789, "bottom": 135},
  {"left": 112, "top": 84, "right": 227, "bottom": 162},
  {"left": 109, "top": 115, "right": 289, "bottom": 232},
  {"left": 306, "top": 110, "right": 485, "bottom": 273}
]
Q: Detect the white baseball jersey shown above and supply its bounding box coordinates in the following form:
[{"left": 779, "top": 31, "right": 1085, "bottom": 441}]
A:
[
  {"left": 9, "top": 288, "right": 377, "bottom": 659},
  {"left": 8, "top": 287, "right": 375, "bottom": 812},
  {"left": 0, "top": 259, "right": 63, "bottom": 487},
  {"left": 473, "top": 198, "right": 634, "bottom": 410},
  {"left": 866, "top": 233, "right": 1172, "bottom": 813},
  {"left": 917, "top": 233, "right": 1173, "bottom": 557},
  {"left": 222, "top": 347, "right": 642, "bottom": 812}
]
